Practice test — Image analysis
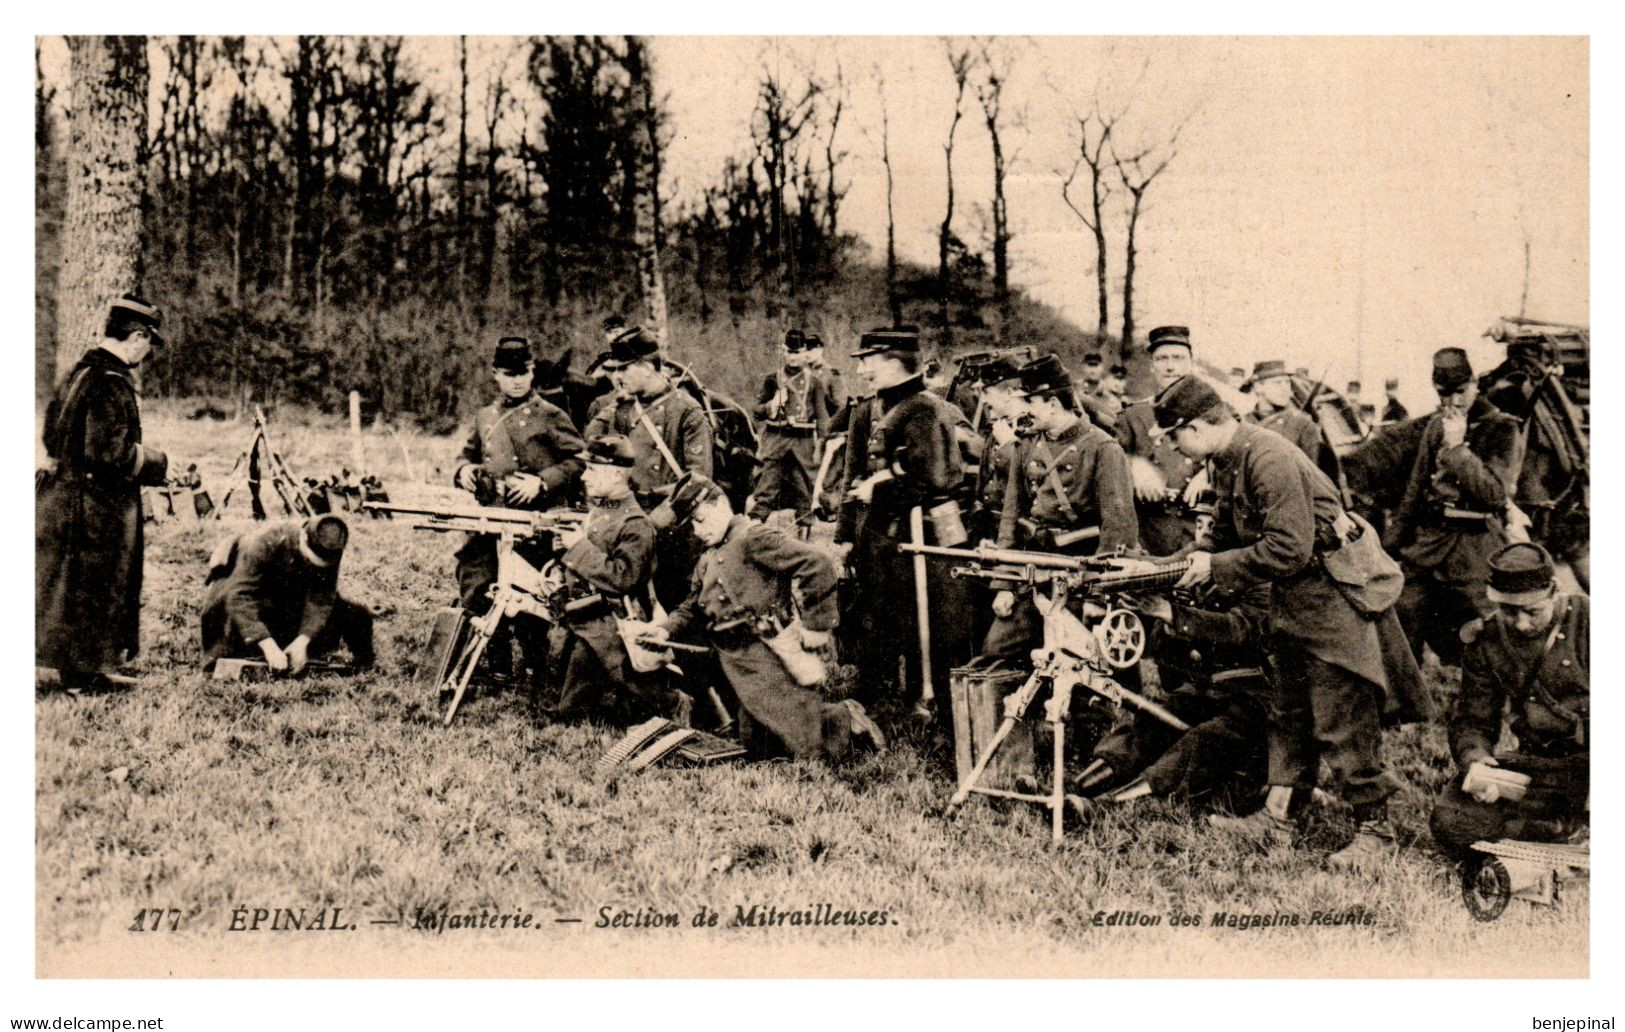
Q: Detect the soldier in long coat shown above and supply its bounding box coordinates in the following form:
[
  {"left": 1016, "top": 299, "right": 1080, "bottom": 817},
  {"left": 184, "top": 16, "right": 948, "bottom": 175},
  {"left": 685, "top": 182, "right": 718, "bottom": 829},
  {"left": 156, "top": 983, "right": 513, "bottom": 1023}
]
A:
[
  {"left": 1156, "top": 376, "right": 1427, "bottom": 868},
  {"left": 1244, "top": 360, "right": 1324, "bottom": 461},
  {"left": 1385, "top": 348, "right": 1521, "bottom": 668},
  {"left": 37, "top": 296, "right": 170, "bottom": 690},
  {"left": 646, "top": 473, "right": 884, "bottom": 760},
  {"left": 1115, "top": 326, "right": 1204, "bottom": 556},
  {"left": 200, "top": 516, "right": 374, "bottom": 674},
  {"left": 750, "top": 330, "right": 843, "bottom": 521}
]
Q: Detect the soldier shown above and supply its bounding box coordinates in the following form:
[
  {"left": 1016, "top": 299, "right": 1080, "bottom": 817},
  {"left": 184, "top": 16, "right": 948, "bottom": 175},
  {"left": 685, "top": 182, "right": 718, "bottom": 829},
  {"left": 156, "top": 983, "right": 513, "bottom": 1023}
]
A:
[
  {"left": 968, "top": 374, "right": 1031, "bottom": 544},
  {"left": 1381, "top": 377, "right": 1409, "bottom": 424},
  {"left": 1386, "top": 347, "right": 1520, "bottom": 668},
  {"left": 1079, "top": 352, "right": 1105, "bottom": 393},
  {"left": 838, "top": 326, "right": 975, "bottom": 713},
  {"left": 1244, "top": 360, "right": 1325, "bottom": 461},
  {"left": 641, "top": 472, "right": 885, "bottom": 760},
  {"left": 586, "top": 325, "right": 714, "bottom": 609},
  {"left": 544, "top": 436, "right": 686, "bottom": 723},
  {"left": 452, "top": 337, "right": 585, "bottom": 682},
  {"left": 750, "top": 330, "right": 843, "bottom": 521},
  {"left": 1154, "top": 376, "right": 1422, "bottom": 868},
  {"left": 1097, "top": 363, "right": 1129, "bottom": 418},
  {"left": 37, "top": 295, "right": 172, "bottom": 693},
  {"left": 982, "top": 354, "right": 1138, "bottom": 660},
  {"left": 1429, "top": 543, "right": 1587, "bottom": 856},
  {"left": 1114, "top": 325, "right": 1205, "bottom": 555},
  {"left": 200, "top": 515, "right": 374, "bottom": 675},
  {"left": 1227, "top": 366, "right": 1248, "bottom": 390}
]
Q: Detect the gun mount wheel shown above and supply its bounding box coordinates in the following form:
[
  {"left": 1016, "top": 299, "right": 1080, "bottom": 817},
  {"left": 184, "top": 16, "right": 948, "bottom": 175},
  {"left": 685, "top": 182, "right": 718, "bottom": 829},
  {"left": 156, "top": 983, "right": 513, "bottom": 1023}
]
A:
[
  {"left": 1094, "top": 609, "right": 1147, "bottom": 669},
  {"left": 1462, "top": 855, "right": 1513, "bottom": 922}
]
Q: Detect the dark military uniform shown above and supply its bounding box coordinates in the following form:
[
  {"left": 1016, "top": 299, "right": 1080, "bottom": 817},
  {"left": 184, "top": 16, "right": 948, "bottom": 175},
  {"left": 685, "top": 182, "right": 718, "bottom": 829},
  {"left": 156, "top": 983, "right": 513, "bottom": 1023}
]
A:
[
  {"left": 548, "top": 494, "right": 676, "bottom": 719},
  {"left": 1090, "top": 584, "right": 1271, "bottom": 802},
  {"left": 1116, "top": 400, "right": 1201, "bottom": 556},
  {"left": 1209, "top": 421, "right": 1420, "bottom": 811},
  {"left": 37, "top": 347, "right": 169, "bottom": 677},
  {"left": 1382, "top": 395, "right": 1409, "bottom": 424},
  {"left": 1385, "top": 397, "right": 1519, "bottom": 667},
  {"left": 1246, "top": 403, "right": 1324, "bottom": 464},
  {"left": 665, "top": 516, "right": 856, "bottom": 759},
  {"left": 200, "top": 521, "right": 374, "bottom": 672},
  {"left": 1430, "top": 594, "right": 1589, "bottom": 855},
  {"left": 750, "top": 366, "right": 842, "bottom": 520}
]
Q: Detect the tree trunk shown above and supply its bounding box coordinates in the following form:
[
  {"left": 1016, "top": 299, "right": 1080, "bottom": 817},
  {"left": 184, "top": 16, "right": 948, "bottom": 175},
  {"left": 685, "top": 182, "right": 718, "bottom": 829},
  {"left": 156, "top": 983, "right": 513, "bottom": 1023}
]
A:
[
  {"left": 55, "top": 36, "right": 149, "bottom": 382},
  {"left": 1091, "top": 180, "right": 1109, "bottom": 344},
  {"left": 625, "top": 36, "right": 670, "bottom": 350},
  {"left": 880, "top": 94, "right": 901, "bottom": 325},
  {"left": 1121, "top": 196, "right": 1140, "bottom": 358},
  {"left": 456, "top": 36, "right": 469, "bottom": 302}
]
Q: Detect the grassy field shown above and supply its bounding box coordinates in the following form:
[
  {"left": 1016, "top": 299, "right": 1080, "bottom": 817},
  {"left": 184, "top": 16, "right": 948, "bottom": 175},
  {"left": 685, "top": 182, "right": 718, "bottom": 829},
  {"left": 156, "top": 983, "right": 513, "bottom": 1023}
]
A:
[{"left": 34, "top": 401, "right": 1586, "bottom": 978}]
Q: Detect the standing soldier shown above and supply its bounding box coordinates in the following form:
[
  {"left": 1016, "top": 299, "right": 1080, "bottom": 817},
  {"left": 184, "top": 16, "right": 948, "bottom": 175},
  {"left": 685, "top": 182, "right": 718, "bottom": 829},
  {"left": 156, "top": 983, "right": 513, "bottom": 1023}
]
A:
[
  {"left": 1079, "top": 352, "right": 1106, "bottom": 394},
  {"left": 545, "top": 436, "right": 687, "bottom": 724},
  {"left": 37, "top": 295, "right": 171, "bottom": 693},
  {"left": 750, "top": 330, "right": 842, "bottom": 521},
  {"left": 1429, "top": 543, "right": 1587, "bottom": 857},
  {"left": 1115, "top": 326, "right": 1205, "bottom": 555},
  {"left": 641, "top": 472, "right": 885, "bottom": 760},
  {"left": 1155, "top": 376, "right": 1423, "bottom": 868},
  {"left": 586, "top": 325, "right": 714, "bottom": 608},
  {"left": 452, "top": 337, "right": 585, "bottom": 682},
  {"left": 982, "top": 354, "right": 1138, "bottom": 659},
  {"left": 1386, "top": 347, "right": 1520, "bottom": 668},
  {"left": 1381, "top": 377, "right": 1409, "bottom": 424},
  {"left": 969, "top": 373, "right": 1031, "bottom": 545},
  {"left": 1096, "top": 363, "right": 1129, "bottom": 419},
  {"left": 840, "top": 326, "right": 974, "bottom": 713},
  {"left": 1245, "top": 360, "right": 1325, "bottom": 461}
]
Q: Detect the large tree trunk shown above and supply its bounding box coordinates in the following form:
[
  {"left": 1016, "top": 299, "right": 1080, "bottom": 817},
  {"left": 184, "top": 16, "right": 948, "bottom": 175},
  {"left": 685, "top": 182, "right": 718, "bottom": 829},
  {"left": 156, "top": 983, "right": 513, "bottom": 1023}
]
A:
[
  {"left": 1121, "top": 196, "right": 1140, "bottom": 357},
  {"left": 55, "top": 36, "right": 149, "bottom": 382},
  {"left": 625, "top": 36, "right": 670, "bottom": 349}
]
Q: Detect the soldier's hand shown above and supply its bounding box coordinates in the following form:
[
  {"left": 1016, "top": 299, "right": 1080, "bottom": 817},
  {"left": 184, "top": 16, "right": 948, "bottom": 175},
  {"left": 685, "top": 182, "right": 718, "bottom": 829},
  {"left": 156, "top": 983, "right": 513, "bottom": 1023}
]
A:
[
  {"left": 1129, "top": 456, "right": 1170, "bottom": 503},
  {"left": 1464, "top": 757, "right": 1502, "bottom": 803},
  {"left": 286, "top": 635, "right": 311, "bottom": 675},
  {"left": 1440, "top": 408, "right": 1468, "bottom": 448},
  {"left": 1175, "top": 550, "right": 1213, "bottom": 590},
  {"left": 505, "top": 472, "right": 542, "bottom": 505},
  {"left": 557, "top": 523, "right": 586, "bottom": 550},
  {"left": 259, "top": 638, "right": 289, "bottom": 674},
  {"left": 799, "top": 626, "right": 833, "bottom": 651},
  {"left": 1181, "top": 467, "right": 1211, "bottom": 508},
  {"left": 1126, "top": 592, "right": 1173, "bottom": 623},
  {"left": 455, "top": 464, "right": 482, "bottom": 492},
  {"left": 992, "top": 590, "right": 1017, "bottom": 619},
  {"left": 848, "top": 474, "right": 881, "bottom": 505},
  {"left": 991, "top": 419, "right": 1017, "bottom": 447}
]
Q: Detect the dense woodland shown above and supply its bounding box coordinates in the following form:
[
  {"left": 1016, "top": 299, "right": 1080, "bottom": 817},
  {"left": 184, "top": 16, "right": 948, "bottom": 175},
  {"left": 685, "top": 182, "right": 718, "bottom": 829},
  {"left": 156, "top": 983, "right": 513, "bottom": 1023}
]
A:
[{"left": 36, "top": 37, "right": 1142, "bottom": 424}]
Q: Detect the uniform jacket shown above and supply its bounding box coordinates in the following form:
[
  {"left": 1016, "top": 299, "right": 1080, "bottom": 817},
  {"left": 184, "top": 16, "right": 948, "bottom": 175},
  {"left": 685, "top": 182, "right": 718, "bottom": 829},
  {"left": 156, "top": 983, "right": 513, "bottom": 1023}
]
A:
[
  {"left": 1246, "top": 403, "right": 1324, "bottom": 463},
  {"left": 1452, "top": 593, "right": 1588, "bottom": 765},
  {"left": 836, "top": 395, "right": 880, "bottom": 543},
  {"left": 558, "top": 495, "right": 657, "bottom": 657},
  {"left": 995, "top": 418, "right": 1138, "bottom": 553},
  {"left": 665, "top": 516, "right": 840, "bottom": 642},
  {"left": 456, "top": 391, "right": 585, "bottom": 506},
  {"left": 585, "top": 385, "right": 713, "bottom": 502},
  {"left": 1385, "top": 398, "right": 1519, "bottom": 577},
  {"left": 37, "top": 347, "right": 168, "bottom": 672},
  {"left": 755, "top": 367, "right": 843, "bottom": 452},
  {"left": 861, "top": 375, "right": 966, "bottom": 534},
  {"left": 974, "top": 430, "right": 1023, "bottom": 526},
  {"left": 201, "top": 522, "right": 340, "bottom": 661},
  {"left": 1382, "top": 397, "right": 1409, "bottom": 424},
  {"left": 1115, "top": 400, "right": 1201, "bottom": 492}
]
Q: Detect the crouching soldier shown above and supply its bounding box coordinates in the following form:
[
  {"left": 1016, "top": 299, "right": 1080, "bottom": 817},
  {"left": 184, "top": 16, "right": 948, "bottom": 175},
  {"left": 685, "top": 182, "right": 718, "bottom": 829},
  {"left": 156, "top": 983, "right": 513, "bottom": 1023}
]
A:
[
  {"left": 201, "top": 515, "right": 374, "bottom": 675},
  {"left": 1430, "top": 543, "right": 1588, "bottom": 855},
  {"left": 640, "top": 472, "right": 884, "bottom": 761},
  {"left": 544, "top": 436, "right": 687, "bottom": 724}
]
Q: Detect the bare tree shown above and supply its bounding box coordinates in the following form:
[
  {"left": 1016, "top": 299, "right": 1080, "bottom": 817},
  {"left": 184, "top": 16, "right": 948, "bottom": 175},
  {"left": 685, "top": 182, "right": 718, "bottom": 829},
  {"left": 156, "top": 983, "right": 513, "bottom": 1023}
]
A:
[
  {"left": 1112, "top": 112, "right": 1188, "bottom": 354},
  {"left": 56, "top": 36, "right": 149, "bottom": 380},
  {"left": 1061, "top": 105, "right": 1118, "bottom": 346},
  {"left": 455, "top": 36, "right": 470, "bottom": 301},
  {"left": 939, "top": 42, "right": 974, "bottom": 340},
  {"left": 874, "top": 65, "right": 902, "bottom": 325},
  {"left": 624, "top": 36, "right": 670, "bottom": 348},
  {"left": 822, "top": 62, "right": 848, "bottom": 239},
  {"left": 974, "top": 38, "right": 1016, "bottom": 339}
]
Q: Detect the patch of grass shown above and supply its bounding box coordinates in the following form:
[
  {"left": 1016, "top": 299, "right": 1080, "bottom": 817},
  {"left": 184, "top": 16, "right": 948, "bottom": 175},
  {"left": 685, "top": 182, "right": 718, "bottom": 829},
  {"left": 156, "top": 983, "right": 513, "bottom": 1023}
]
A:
[{"left": 35, "top": 403, "right": 1586, "bottom": 976}]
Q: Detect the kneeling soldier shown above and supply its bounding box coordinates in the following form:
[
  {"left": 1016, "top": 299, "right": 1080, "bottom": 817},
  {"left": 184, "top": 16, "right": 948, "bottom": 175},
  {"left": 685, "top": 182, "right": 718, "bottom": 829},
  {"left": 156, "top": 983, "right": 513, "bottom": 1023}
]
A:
[
  {"left": 545, "top": 436, "right": 685, "bottom": 723},
  {"left": 201, "top": 515, "right": 374, "bottom": 674},
  {"left": 1430, "top": 543, "right": 1588, "bottom": 855},
  {"left": 643, "top": 473, "right": 884, "bottom": 761}
]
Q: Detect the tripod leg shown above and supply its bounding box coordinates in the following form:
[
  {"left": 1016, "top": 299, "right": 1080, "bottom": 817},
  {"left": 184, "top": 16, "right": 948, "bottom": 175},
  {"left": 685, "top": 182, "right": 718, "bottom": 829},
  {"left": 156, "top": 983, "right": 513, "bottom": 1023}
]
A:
[
  {"left": 1051, "top": 716, "right": 1067, "bottom": 844},
  {"left": 442, "top": 621, "right": 496, "bottom": 727},
  {"left": 946, "top": 714, "right": 1024, "bottom": 812}
]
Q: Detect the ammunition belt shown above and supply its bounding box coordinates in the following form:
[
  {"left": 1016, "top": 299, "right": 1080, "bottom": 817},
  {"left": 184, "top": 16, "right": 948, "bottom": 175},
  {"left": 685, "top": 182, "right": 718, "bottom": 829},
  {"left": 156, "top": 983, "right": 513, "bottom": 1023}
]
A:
[{"left": 763, "top": 422, "right": 817, "bottom": 436}]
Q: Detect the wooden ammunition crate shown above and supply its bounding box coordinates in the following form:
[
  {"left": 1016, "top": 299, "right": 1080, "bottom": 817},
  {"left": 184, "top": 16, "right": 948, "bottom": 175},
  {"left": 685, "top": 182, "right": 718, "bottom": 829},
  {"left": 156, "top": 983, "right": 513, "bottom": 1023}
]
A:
[{"left": 948, "top": 657, "right": 1035, "bottom": 789}]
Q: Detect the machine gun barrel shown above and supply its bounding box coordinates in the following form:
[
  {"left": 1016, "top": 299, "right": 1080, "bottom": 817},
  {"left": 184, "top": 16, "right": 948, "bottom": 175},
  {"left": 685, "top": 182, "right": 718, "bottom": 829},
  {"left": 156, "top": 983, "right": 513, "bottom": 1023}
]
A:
[
  {"left": 898, "top": 541, "right": 1098, "bottom": 571},
  {"left": 362, "top": 500, "right": 585, "bottom": 537}
]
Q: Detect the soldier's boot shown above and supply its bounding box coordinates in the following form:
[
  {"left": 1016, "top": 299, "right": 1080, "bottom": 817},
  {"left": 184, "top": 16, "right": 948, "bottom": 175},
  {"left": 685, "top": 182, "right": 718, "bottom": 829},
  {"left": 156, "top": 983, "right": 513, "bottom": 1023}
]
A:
[
  {"left": 1327, "top": 803, "right": 1397, "bottom": 871},
  {"left": 1208, "top": 785, "right": 1299, "bottom": 848},
  {"left": 1101, "top": 776, "right": 1153, "bottom": 805}
]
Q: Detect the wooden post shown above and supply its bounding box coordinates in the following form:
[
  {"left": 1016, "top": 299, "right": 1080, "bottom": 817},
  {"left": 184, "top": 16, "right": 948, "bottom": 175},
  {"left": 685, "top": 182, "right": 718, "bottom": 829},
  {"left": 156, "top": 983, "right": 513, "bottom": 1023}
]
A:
[{"left": 348, "top": 390, "right": 365, "bottom": 474}]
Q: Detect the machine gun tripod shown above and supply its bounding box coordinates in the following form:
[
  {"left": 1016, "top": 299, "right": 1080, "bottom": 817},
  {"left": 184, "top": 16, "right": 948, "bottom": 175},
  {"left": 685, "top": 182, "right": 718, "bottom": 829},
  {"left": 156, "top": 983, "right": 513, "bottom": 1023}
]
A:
[{"left": 901, "top": 542, "right": 1193, "bottom": 842}]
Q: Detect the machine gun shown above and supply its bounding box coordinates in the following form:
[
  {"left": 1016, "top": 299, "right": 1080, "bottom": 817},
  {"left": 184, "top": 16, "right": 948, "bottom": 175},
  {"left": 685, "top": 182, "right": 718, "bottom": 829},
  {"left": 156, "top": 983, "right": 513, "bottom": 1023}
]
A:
[
  {"left": 899, "top": 541, "right": 1192, "bottom": 843},
  {"left": 364, "top": 499, "right": 586, "bottom": 725}
]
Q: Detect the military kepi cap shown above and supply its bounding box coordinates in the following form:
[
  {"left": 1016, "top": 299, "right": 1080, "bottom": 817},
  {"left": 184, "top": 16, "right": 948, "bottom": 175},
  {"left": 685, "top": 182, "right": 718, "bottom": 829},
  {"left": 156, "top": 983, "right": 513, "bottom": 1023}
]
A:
[
  {"left": 1249, "top": 359, "right": 1290, "bottom": 383},
  {"left": 602, "top": 326, "right": 661, "bottom": 369},
  {"left": 1486, "top": 542, "right": 1556, "bottom": 605},
  {"left": 851, "top": 326, "right": 921, "bottom": 359},
  {"left": 1015, "top": 354, "right": 1073, "bottom": 399},
  {"left": 1153, "top": 375, "right": 1225, "bottom": 434},
  {"left": 1081, "top": 352, "right": 1104, "bottom": 368},
  {"left": 662, "top": 470, "right": 726, "bottom": 530},
  {"left": 1147, "top": 325, "right": 1192, "bottom": 355},
  {"left": 1432, "top": 347, "right": 1474, "bottom": 392},
  {"left": 579, "top": 434, "right": 637, "bottom": 468},
  {"left": 493, "top": 336, "right": 532, "bottom": 373},
  {"left": 303, "top": 515, "right": 349, "bottom": 565},
  {"left": 108, "top": 294, "right": 165, "bottom": 347},
  {"left": 782, "top": 329, "right": 810, "bottom": 353}
]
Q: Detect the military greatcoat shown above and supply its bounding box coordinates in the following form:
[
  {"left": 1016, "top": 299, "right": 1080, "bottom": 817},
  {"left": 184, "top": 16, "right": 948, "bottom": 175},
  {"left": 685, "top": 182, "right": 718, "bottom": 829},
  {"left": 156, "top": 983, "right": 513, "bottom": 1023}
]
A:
[{"left": 1115, "top": 400, "right": 1201, "bottom": 556}]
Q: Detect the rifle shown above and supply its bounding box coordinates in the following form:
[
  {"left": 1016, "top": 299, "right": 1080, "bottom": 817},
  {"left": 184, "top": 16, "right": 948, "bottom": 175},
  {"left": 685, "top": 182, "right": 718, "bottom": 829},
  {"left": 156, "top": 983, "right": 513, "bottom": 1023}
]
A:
[{"left": 363, "top": 500, "right": 585, "bottom": 539}]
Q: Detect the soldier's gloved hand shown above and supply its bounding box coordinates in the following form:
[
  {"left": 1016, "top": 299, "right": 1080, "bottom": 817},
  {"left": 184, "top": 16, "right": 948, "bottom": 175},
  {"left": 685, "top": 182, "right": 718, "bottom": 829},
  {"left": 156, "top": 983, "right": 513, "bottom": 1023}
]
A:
[
  {"left": 505, "top": 472, "right": 542, "bottom": 506},
  {"left": 992, "top": 590, "right": 1017, "bottom": 618},
  {"left": 1440, "top": 408, "right": 1468, "bottom": 448},
  {"left": 286, "top": 635, "right": 311, "bottom": 675},
  {"left": 259, "top": 638, "right": 289, "bottom": 673},
  {"left": 455, "top": 464, "right": 482, "bottom": 492},
  {"left": 1175, "top": 550, "right": 1213, "bottom": 590}
]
